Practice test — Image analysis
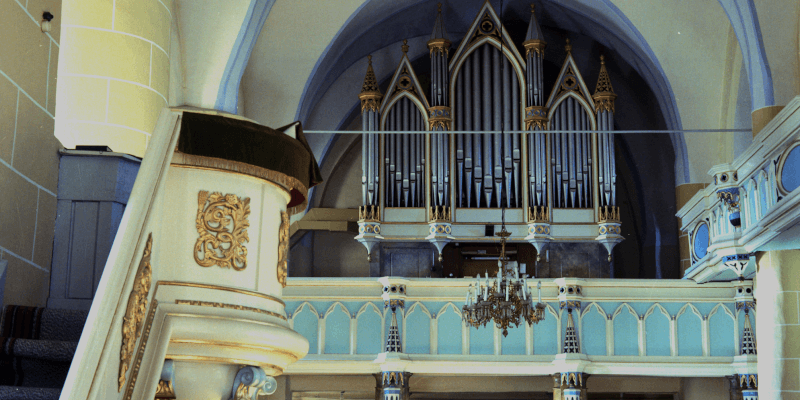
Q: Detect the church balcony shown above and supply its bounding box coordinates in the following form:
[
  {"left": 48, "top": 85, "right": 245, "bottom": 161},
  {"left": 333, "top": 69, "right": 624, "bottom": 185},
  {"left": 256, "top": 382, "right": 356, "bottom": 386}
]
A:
[
  {"left": 283, "top": 277, "right": 755, "bottom": 378},
  {"left": 678, "top": 95, "right": 800, "bottom": 282}
]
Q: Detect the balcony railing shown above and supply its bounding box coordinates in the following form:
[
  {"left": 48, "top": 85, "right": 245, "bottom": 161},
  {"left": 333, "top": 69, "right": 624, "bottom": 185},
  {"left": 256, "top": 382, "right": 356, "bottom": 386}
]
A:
[{"left": 282, "top": 277, "right": 755, "bottom": 377}]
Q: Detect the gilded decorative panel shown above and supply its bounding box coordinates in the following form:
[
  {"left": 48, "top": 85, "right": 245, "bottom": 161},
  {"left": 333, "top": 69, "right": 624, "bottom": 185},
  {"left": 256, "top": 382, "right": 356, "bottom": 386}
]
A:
[{"left": 195, "top": 191, "right": 251, "bottom": 270}]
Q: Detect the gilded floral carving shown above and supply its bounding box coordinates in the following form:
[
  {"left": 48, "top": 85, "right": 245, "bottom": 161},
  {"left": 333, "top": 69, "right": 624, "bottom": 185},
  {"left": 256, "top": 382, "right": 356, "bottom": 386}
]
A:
[
  {"left": 277, "top": 211, "right": 290, "bottom": 287},
  {"left": 119, "top": 233, "right": 153, "bottom": 391},
  {"left": 195, "top": 191, "right": 250, "bottom": 270}
]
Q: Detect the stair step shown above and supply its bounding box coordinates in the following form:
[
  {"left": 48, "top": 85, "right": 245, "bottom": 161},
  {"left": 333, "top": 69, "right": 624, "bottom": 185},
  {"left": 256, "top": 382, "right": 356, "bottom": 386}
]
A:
[
  {"left": 39, "top": 309, "right": 88, "bottom": 342},
  {"left": 1, "top": 305, "right": 88, "bottom": 342},
  {"left": 3, "top": 338, "right": 77, "bottom": 362},
  {"left": 1, "top": 338, "right": 75, "bottom": 388},
  {"left": 0, "top": 386, "right": 61, "bottom": 400}
]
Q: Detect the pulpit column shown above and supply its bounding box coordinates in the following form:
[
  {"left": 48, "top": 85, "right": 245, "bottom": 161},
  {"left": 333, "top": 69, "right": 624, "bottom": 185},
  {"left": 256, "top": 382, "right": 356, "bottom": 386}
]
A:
[{"left": 755, "top": 250, "right": 800, "bottom": 398}]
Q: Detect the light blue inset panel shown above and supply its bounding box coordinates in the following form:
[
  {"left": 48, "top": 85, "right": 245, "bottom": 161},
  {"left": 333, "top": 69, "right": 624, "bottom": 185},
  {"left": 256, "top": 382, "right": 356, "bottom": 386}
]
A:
[
  {"left": 342, "top": 301, "right": 367, "bottom": 315},
  {"left": 613, "top": 307, "right": 639, "bottom": 356},
  {"left": 533, "top": 309, "right": 558, "bottom": 355},
  {"left": 759, "top": 176, "right": 769, "bottom": 214},
  {"left": 660, "top": 303, "right": 685, "bottom": 317},
  {"left": 645, "top": 309, "right": 670, "bottom": 356},
  {"left": 693, "top": 224, "right": 709, "bottom": 259},
  {"left": 678, "top": 307, "right": 703, "bottom": 356},
  {"left": 628, "top": 303, "right": 653, "bottom": 316},
  {"left": 781, "top": 145, "right": 800, "bottom": 192},
  {"left": 710, "top": 306, "right": 735, "bottom": 357},
  {"left": 596, "top": 302, "right": 621, "bottom": 317},
  {"left": 749, "top": 184, "right": 758, "bottom": 220},
  {"left": 581, "top": 306, "right": 606, "bottom": 356},
  {"left": 693, "top": 303, "right": 717, "bottom": 316},
  {"left": 293, "top": 307, "right": 319, "bottom": 354},
  {"left": 437, "top": 306, "right": 462, "bottom": 354},
  {"left": 501, "top": 324, "right": 525, "bottom": 355},
  {"left": 356, "top": 307, "right": 382, "bottom": 354},
  {"left": 470, "top": 324, "right": 494, "bottom": 355},
  {"left": 325, "top": 306, "right": 351, "bottom": 354},
  {"left": 405, "top": 304, "right": 431, "bottom": 354}
]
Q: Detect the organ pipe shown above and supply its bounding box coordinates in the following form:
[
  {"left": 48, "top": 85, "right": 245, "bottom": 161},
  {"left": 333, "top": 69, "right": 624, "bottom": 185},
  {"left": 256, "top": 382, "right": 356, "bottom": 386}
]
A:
[
  {"left": 358, "top": 56, "right": 382, "bottom": 207},
  {"left": 593, "top": 55, "right": 617, "bottom": 208},
  {"left": 359, "top": 4, "right": 620, "bottom": 222}
]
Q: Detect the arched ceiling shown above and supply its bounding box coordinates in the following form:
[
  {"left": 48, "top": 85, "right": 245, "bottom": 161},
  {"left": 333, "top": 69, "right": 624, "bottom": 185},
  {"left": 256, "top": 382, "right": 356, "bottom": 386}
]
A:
[{"left": 237, "top": 0, "right": 799, "bottom": 186}]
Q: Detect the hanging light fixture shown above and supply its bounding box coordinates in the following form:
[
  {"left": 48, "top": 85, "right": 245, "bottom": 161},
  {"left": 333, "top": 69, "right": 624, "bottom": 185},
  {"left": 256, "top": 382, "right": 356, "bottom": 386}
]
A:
[{"left": 462, "top": 209, "right": 546, "bottom": 336}]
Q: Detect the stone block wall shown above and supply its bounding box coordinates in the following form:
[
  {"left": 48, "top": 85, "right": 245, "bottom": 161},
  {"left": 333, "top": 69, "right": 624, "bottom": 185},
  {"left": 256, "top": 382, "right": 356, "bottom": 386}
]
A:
[{"left": 0, "top": 0, "right": 62, "bottom": 307}]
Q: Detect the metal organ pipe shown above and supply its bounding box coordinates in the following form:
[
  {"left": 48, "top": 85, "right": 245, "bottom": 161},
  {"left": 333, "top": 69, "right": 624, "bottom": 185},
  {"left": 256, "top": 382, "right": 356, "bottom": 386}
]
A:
[
  {"left": 492, "top": 46, "right": 502, "bottom": 208},
  {"left": 502, "top": 56, "right": 513, "bottom": 208},
  {"left": 453, "top": 44, "right": 523, "bottom": 208}
]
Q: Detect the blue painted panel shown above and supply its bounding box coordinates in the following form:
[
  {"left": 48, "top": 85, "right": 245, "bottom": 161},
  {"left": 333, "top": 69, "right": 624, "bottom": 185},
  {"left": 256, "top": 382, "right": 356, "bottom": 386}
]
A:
[
  {"left": 628, "top": 303, "right": 652, "bottom": 316},
  {"left": 710, "top": 308, "right": 735, "bottom": 356},
  {"left": 425, "top": 302, "right": 451, "bottom": 316},
  {"left": 693, "top": 303, "right": 717, "bottom": 315},
  {"left": 356, "top": 308, "right": 382, "bottom": 354},
  {"left": 693, "top": 224, "right": 709, "bottom": 259},
  {"left": 293, "top": 309, "right": 319, "bottom": 354},
  {"left": 645, "top": 310, "right": 670, "bottom": 356},
  {"left": 470, "top": 324, "right": 494, "bottom": 355},
  {"left": 405, "top": 307, "right": 431, "bottom": 354},
  {"left": 678, "top": 310, "right": 703, "bottom": 356},
  {"left": 749, "top": 186, "right": 758, "bottom": 221},
  {"left": 501, "top": 324, "right": 525, "bottom": 355},
  {"left": 533, "top": 310, "right": 558, "bottom": 355},
  {"left": 325, "top": 308, "right": 351, "bottom": 354},
  {"left": 660, "top": 303, "right": 684, "bottom": 317},
  {"left": 310, "top": 302, "right": 336, "bottom": 316},
  {"left": 760, "top": 177, "right": 769, "bottom": 214},
  {"left": 781, "top": 145, "right": 800, "bottom": 192},
  {"left": 597, "top": 302, "right": 622, "bottom": 317},
  {"left": 341, "top": 301, "right": 368, "bottom": 315},
  {"left": 613, "top": 309, "right": 638, "bottom": 356},
  {"left": 437, "top": 308, "right": 462, "bottom": 354},
  {"left": 581, "top": 307, "right": 606, "bottom": 355}
]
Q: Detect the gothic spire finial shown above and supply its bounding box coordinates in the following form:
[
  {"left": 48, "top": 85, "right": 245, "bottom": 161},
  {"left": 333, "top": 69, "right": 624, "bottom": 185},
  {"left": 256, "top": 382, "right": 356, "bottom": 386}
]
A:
[
  {"left": 358, "top": 55, "right": 382, "bottom": 112},
  {"left": 592, "top": 54, "right": 616, "bottom": 112},
  {"left": 523, "top": 3, "right": 545, "bottom": 55},
  {"left": 565, "top": 38, "right": 572, "bottom": 54},
  {"left": 531, "top": 3, "right": 535, "bottom": 13},
  {"left": 402, "top": 39, "right": 409, "bottom": 55}
]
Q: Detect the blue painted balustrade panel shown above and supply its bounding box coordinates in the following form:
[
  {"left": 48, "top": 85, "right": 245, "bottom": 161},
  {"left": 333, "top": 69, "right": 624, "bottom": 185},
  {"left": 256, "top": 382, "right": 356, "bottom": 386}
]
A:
[
  {"left": 645, "top": 306, "right": 670, "bottom": 356},
  {"left": 501, "top": 324, "right": 525, "bottom": 355},
  {"left": 533, "top": 304, "right": 559, "bottom": 355},
  {"left": 405, "top": 302, "right": 431, "bottom": 354},
  {"left": 437, "top": 304, "right": 463, "bottom": 354},
  {"left": 709, "top": 304, "right": 735, "bottom": 356},
  {"left": 285, "top": 299, "right": 736, "bottom": 357},
  {"left": 581, "top": 304, "right": 606, "bottom": 355}
]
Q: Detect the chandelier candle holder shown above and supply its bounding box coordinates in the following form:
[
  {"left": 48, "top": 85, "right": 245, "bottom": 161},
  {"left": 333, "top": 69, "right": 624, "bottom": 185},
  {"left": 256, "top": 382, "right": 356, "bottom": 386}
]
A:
[{"left": 462, "top": 209, "right": 546, "bottom": 337}]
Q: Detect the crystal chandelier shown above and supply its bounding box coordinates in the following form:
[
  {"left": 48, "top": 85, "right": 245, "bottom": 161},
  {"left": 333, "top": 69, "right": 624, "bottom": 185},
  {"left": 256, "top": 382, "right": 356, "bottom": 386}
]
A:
[{"left": 462, "top": 209, "right": 546, "bottom": 336}]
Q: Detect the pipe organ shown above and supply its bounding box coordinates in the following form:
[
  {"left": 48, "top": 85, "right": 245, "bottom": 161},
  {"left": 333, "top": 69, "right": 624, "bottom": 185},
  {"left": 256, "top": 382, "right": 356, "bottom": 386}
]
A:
[{"left": 355, "top": 3, "right": 623, "bottom": 265}]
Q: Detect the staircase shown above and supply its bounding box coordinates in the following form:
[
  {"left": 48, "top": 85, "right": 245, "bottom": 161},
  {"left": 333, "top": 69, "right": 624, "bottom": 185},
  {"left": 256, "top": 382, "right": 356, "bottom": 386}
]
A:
[{"left": 0, "top": 305, "right": 88, "bottom": 400}]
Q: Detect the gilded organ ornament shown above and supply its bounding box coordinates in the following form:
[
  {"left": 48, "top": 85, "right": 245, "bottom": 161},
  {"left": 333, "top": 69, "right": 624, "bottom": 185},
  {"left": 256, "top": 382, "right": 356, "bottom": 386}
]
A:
[
  {"left": 277, "top": 211, "right": 290, "bottom": 287},
  {"left": 359, "top": 55, "right": 383, "bottom": 112},
  {"left": 194, "top": 191, "right": 251, "bottom": 270},
  {"left": 119, "top": 233, "right": 153, "bottom": 392}
]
